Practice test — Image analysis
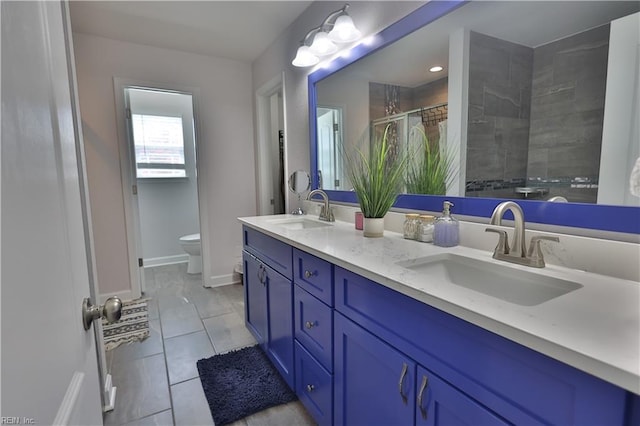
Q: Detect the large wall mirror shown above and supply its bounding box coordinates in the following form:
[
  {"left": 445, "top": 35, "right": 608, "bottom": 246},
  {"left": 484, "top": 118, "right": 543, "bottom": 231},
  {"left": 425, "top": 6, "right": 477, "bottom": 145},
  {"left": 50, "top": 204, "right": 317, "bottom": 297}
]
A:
[{"left": 309, "top": 1, "right": 640, "bottom": 235}]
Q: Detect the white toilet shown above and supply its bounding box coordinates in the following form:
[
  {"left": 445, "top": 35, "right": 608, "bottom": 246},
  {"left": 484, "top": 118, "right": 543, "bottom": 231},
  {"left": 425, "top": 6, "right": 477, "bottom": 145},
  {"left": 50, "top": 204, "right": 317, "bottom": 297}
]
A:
[{"left": 179, "top": 233, "right": 202, "bottom": 274}]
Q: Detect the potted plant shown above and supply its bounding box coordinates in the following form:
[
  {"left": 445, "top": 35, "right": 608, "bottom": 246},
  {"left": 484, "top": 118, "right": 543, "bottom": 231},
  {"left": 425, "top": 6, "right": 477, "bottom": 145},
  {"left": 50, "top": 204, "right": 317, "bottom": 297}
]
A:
[
  {"left": 343, "top": 124, "right": 409, "bottom": 237},
  {"left": 405, "top": 124, "right": 457, "bottom": 195}
]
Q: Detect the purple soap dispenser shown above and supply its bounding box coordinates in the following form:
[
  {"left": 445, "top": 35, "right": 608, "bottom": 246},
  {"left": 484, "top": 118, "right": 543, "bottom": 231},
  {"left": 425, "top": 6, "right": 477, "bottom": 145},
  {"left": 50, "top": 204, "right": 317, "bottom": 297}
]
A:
[{"left": 433, "top": 201, "right": 459, "bottom": 247}]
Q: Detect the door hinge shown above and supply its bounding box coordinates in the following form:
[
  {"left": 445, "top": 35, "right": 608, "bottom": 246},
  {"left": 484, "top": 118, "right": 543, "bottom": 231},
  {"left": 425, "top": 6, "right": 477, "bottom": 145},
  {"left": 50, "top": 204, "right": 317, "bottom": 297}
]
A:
[
  {"left": 333, "top": 123, "right": 339, "bottom": 132},
  {"left": 132, "top": 184, "right": 137, "bottom": 195},
  {"left": 138, "top": 258, "right": 143, "bottom": 267},
  {"left": 126, "top": 108, "right": 132, "bottom": 119}
]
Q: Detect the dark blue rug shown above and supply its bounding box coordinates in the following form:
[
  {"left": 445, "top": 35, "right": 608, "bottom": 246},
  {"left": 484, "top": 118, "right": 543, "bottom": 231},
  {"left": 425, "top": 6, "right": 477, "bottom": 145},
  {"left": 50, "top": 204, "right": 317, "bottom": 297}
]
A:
[{"left": 197, "top": 345, "right": 297, "bottom": 425}]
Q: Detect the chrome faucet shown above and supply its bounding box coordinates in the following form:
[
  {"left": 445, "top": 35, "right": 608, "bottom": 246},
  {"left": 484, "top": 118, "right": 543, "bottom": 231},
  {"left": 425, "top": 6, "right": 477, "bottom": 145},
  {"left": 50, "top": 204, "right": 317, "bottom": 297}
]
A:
[
  {"left": 485, "top": 201, "right": 559, "bottom": 268},
  {"left": 307, "top": 189, "right": 335, "bottom": 222}
]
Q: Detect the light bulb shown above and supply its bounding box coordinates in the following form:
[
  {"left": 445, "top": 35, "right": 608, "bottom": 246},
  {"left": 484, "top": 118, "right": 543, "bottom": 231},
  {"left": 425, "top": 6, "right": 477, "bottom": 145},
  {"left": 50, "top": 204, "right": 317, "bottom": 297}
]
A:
[
  {"left": 292, "top": 46, "right": 319, "bottom": 67},
  {"left": 309, "top": 31, "right": 338, "bottom": 56},
  {"left": 328, "top": 15, "right": 361, "bottom": 43}
]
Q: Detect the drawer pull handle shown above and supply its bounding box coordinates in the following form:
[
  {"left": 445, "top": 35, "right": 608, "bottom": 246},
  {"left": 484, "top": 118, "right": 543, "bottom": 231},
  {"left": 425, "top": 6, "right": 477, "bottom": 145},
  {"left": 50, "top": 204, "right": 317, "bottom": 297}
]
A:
[
  {"left": 305, "top": 321, "right": 315, "bottom": 329},
  {"left": 304, "top": 270, "right": 317, "bottom": 279},
  {"left": 306, "top": 384, "right": 315, "bottom": 392},
  {"left": 398, "top": 362, "right": 408, "bottom": 405},
  {"left": 257, "top": 264, "right": 266, "bottom": 285},
  {"left": 417, "top": 375, "right": 429, "bottom": 420}
]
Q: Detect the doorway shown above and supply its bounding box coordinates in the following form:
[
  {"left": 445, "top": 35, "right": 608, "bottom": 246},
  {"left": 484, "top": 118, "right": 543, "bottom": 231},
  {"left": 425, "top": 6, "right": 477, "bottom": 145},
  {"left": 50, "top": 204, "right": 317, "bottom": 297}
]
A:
[
  {"left": 317, "top": 106, "right": 344, "bottom": 190},
  {"left": 114, "top": 79, "right": 206, "bottom": 298},
  {"left": 256, "top": 73, "right": 287, "bottom": 215},
  {"left": 125, "top": 88, "right": 201, "bottom": 275}
]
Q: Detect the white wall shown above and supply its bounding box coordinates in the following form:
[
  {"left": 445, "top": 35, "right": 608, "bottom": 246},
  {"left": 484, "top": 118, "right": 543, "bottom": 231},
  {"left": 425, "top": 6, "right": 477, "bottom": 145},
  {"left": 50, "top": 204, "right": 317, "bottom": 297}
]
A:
[
  {"left": 251, "top": 1, "right": 424, "bottom": 212},
  {"left": 128, "top": 89, "right": 200, "bottom": 263},
  {"left": 598, "top": 12, "right": 640, "bottom": 206},
  {"left": 74, "top": 33, "right": 256, "bottom": 295}
]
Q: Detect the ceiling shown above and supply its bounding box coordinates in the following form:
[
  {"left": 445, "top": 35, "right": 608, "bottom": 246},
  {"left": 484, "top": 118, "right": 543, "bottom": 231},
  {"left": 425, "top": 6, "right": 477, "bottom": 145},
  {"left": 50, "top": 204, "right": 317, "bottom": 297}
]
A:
[
  {"left": 334, "top": 1, "right": 640, "bottom": 88},
  {"left": 69, "top": 1, "right": 313, "bottom": 63}
]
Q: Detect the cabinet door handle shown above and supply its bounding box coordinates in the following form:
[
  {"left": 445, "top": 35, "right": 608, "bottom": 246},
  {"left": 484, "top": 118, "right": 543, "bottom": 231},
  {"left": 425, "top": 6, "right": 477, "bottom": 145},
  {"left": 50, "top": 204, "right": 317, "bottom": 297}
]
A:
[
  {"left": 398, "top": 362, "right": 408, "bottom": 405},
  {"left": 257, "top": 264, "right": 266, "bottom": 285},
  {"left": 305, "top": 320, "right": 315, "bottom": 329},
  {"left": 306, "top": 384, "right": 315, "bottom": 392},
  {"left": 304, "top": 270, "right": 317, "bottom": 279},
  {"left": 417, "top": 375, "right": 429, "bottom": 420}
]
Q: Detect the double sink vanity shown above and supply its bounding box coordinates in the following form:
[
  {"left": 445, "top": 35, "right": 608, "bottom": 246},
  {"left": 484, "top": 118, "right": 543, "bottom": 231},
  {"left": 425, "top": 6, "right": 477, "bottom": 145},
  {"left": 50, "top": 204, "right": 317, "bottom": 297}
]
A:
[{"left": 239, "top": 213, "right": 640, "bottom": 425}]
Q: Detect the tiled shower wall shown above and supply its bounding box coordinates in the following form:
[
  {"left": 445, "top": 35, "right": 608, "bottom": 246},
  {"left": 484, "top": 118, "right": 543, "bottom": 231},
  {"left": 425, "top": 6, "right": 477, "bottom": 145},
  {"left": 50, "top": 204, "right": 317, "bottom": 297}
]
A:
[
  {"left": 527, "top": 24, "right": 609, "bottom": 203},
  {"left": 466, "top": 26, "right": 609, "bottom": 202},
  {"left": 466, "top": 31, "right": 533, "bottom": 192}
]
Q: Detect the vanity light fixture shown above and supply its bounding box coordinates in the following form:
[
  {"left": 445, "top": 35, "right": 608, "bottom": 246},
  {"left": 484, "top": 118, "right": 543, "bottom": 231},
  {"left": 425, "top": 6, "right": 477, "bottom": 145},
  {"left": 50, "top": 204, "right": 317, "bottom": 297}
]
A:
[
  {"left": 292, "top": 3, "right": 361, "bottom": 67},
  {"left": 429, "top": 65, "right": 444, "bottom": 72}
]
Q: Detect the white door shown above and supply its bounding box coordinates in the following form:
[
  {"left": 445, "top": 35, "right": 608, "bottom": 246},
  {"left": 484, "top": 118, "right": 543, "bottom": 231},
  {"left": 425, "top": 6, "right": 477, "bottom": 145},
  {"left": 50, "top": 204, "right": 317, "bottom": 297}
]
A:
[{"left": 1, "top": 1, "right": 103, "bottom": 424}]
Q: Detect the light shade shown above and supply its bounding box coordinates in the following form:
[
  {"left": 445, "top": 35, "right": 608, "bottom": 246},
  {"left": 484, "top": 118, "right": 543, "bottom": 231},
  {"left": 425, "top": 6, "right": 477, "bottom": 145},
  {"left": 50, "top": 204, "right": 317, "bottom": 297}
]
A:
[
  {"left": 328, "top": 14, "right": 361, "bottom": 43},
  {"left": 292, "top": 45, "right": 319, "bottom": 67},
  {"left": 309, "top": 31, "right": 338, "bottom": 56}
]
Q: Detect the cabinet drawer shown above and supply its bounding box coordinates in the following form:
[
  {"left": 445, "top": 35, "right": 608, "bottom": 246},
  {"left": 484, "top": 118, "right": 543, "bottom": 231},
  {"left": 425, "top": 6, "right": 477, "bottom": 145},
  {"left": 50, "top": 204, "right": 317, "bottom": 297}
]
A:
[
  {"left": 243, "top": 226, "right": 292, "bottom": 279},
  {"left": 294, "top": 285, "right": 333, "bottom": 372},
  {"left": 295, "top": 341, "right": 332, "bottom": 426},
  {"left": 293, "top": 248, "right": 333, "bottom": 306}
]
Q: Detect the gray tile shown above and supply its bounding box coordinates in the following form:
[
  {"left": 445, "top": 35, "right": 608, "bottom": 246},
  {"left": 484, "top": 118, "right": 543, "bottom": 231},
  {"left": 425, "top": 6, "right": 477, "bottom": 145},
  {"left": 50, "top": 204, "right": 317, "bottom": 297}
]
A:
[
  {"left": 164, "top": 331, "right": 215, "bottom": 385},
  {"left": 244, "top": 402, "right": 316, "bottom": 426},
  {"left": 121, "top": 409, "right": 173, "bottom": 426},
  {"left": 170, "top": 378, "right": 214, "bottom": 426},
  {"left": 108, "top": 320, "right": 164, "bottom": 369},
  {"left": 103, "top": 354, "right": 171, "bottom": 425},
  {"left": 160, "top": 303, "right": 204, "bottom": 339},
  {"left": 147, "top": 298, "right": 160, "bottom": 320},
  {"left": 217, "top": 284, "right": 245, "bottom": 317},
  {"left": 203, "top": 311, "right": 256, "bottom": 354}
]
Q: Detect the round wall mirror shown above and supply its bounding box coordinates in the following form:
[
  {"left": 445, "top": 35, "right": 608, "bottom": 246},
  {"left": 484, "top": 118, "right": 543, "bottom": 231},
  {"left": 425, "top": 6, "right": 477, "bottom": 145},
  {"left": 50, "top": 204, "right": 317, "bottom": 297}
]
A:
[
  {"left": 288, "top": 170, "right": 310, "bottom": 215},
  {"left": 288, "top": 170, "right": 311, "bottom": 194}
]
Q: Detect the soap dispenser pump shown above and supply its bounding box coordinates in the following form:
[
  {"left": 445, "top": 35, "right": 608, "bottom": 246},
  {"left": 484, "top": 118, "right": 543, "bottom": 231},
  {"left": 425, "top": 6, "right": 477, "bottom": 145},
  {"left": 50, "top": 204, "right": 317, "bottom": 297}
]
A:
[{"left": 433, "top": 201, "right": 459, "bottom": 247}]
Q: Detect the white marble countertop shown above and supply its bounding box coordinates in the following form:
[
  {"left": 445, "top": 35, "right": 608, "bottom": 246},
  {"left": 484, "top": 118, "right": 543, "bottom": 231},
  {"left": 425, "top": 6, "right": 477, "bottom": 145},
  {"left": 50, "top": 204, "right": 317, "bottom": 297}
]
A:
[{"left": 239, "top": 214, "right": 640, "bottom": 394}]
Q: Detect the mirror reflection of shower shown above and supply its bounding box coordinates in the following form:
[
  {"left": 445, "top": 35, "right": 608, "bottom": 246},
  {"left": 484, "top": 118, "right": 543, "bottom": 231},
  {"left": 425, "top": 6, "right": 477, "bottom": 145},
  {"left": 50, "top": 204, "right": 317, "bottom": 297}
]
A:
[{"left": 125, "top": 87, "right": 202, "bottom": 275}]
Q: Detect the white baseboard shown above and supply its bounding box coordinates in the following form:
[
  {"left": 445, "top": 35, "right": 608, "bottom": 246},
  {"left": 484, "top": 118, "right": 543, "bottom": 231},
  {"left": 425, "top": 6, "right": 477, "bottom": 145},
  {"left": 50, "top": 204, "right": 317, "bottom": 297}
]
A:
[
  {"left": 143, "top": 254, "right": 189, "bottom": 268},
  {"left": 102, "top": 374, "right": 116, "bottom": 412},
  {"left": 99, "top": 289, "right": 137, "bottom": 305},
  {"left": 205, "top": 272, "right": 241, "bottom": 288}
]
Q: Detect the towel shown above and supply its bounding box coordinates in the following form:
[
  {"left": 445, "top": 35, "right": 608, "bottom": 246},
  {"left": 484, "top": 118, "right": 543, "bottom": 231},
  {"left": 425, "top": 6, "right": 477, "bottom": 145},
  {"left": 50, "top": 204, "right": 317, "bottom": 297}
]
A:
[{"left": 630, "top": 157, "right": 640, "bottom": 197}]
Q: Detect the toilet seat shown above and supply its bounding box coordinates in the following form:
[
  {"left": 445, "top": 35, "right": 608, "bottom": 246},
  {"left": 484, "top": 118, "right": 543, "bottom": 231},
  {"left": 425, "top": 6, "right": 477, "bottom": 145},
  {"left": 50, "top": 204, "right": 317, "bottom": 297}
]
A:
[{"left": 179, "top": 233, "right": 200, "bottom": 243}]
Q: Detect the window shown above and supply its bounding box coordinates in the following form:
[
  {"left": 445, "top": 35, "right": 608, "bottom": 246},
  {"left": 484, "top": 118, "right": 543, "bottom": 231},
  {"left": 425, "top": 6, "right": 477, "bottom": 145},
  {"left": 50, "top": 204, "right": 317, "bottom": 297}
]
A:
[{"left": 132, "top": 114, "right": 186, "bottom": 178}]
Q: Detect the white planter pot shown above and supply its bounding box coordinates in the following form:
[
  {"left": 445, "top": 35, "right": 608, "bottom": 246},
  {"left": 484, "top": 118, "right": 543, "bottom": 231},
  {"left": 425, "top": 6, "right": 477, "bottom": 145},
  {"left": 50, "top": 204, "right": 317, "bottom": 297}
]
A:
[{"left": 363, "top": 217, "right": 385, "bottom": 238}]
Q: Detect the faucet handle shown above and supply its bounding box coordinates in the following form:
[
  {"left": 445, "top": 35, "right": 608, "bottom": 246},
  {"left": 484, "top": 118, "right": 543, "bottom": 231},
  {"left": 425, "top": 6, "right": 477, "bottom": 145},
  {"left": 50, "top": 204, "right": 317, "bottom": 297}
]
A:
[
  {"left": 319, "top": 205, "right": 335, "bottom": 222},
  {"left": 485, "top": 228, "right": 510, "bottom": 256},
  {"left": 527, "top": 235, "right": 559, "bottom": 267}
]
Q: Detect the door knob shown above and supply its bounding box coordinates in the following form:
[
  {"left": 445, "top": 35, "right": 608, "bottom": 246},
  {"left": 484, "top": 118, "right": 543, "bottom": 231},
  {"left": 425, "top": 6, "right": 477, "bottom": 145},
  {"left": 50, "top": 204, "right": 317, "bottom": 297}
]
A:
[{"left": 82, "top": 296, "right": 122, "bottom": 331}]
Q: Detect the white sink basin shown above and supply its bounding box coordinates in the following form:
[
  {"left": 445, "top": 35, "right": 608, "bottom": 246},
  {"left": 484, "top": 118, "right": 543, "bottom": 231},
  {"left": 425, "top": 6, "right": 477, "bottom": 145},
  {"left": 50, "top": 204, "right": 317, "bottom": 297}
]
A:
[
  {"left": 267, "top": 217, "right": 333, "bottom": 230},
  {"left": 396, "top": 253, "right": 582, "bottom": 306}
]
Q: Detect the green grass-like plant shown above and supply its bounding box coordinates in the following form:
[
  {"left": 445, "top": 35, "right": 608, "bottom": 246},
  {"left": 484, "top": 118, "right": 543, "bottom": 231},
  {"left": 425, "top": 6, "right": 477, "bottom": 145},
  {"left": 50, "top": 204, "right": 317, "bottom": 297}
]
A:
[
  {"left": 405, "top": 125, "right": 457, "bottom": 195},
  {"left": 342, "top": 124, "right": 410, "bottom": 218}
]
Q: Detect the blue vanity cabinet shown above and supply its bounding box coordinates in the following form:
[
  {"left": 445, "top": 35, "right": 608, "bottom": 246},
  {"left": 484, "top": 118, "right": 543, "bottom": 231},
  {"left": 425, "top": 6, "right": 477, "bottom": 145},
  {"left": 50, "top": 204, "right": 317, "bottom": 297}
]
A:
[
  {"left": 334, "top": 312, "right": 416, "bottom": 426},
  {"left": 334, "top": 266, "right": 630, "bottom": 425},
  {"left": 293, "top": 248, "right": 334, "bottom": 426},
  {"left": 243, "top": 251, "right": 268, "bottom": 347},
  {"left": 242, "top": 226, "right": 294, "bottom": 389},
  {"left": 266, "top": 262, "right": 294, "bottom": 388},
  {"left": 415, "top": 366, "right": 509, "bottom": 426}
]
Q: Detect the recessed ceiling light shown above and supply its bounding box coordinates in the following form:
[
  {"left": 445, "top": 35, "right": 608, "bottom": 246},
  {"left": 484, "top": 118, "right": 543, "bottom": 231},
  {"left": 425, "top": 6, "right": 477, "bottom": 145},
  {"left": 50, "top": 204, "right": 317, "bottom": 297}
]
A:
[{"left": 429, "top": 66, "right": 444, "bottom": 73}]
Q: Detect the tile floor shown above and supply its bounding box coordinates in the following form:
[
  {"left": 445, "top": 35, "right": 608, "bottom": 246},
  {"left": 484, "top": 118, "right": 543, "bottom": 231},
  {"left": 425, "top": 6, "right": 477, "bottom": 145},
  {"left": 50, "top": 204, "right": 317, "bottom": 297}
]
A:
[{"left": 104, "top": 263, "right": 316, "bottom": 426}]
